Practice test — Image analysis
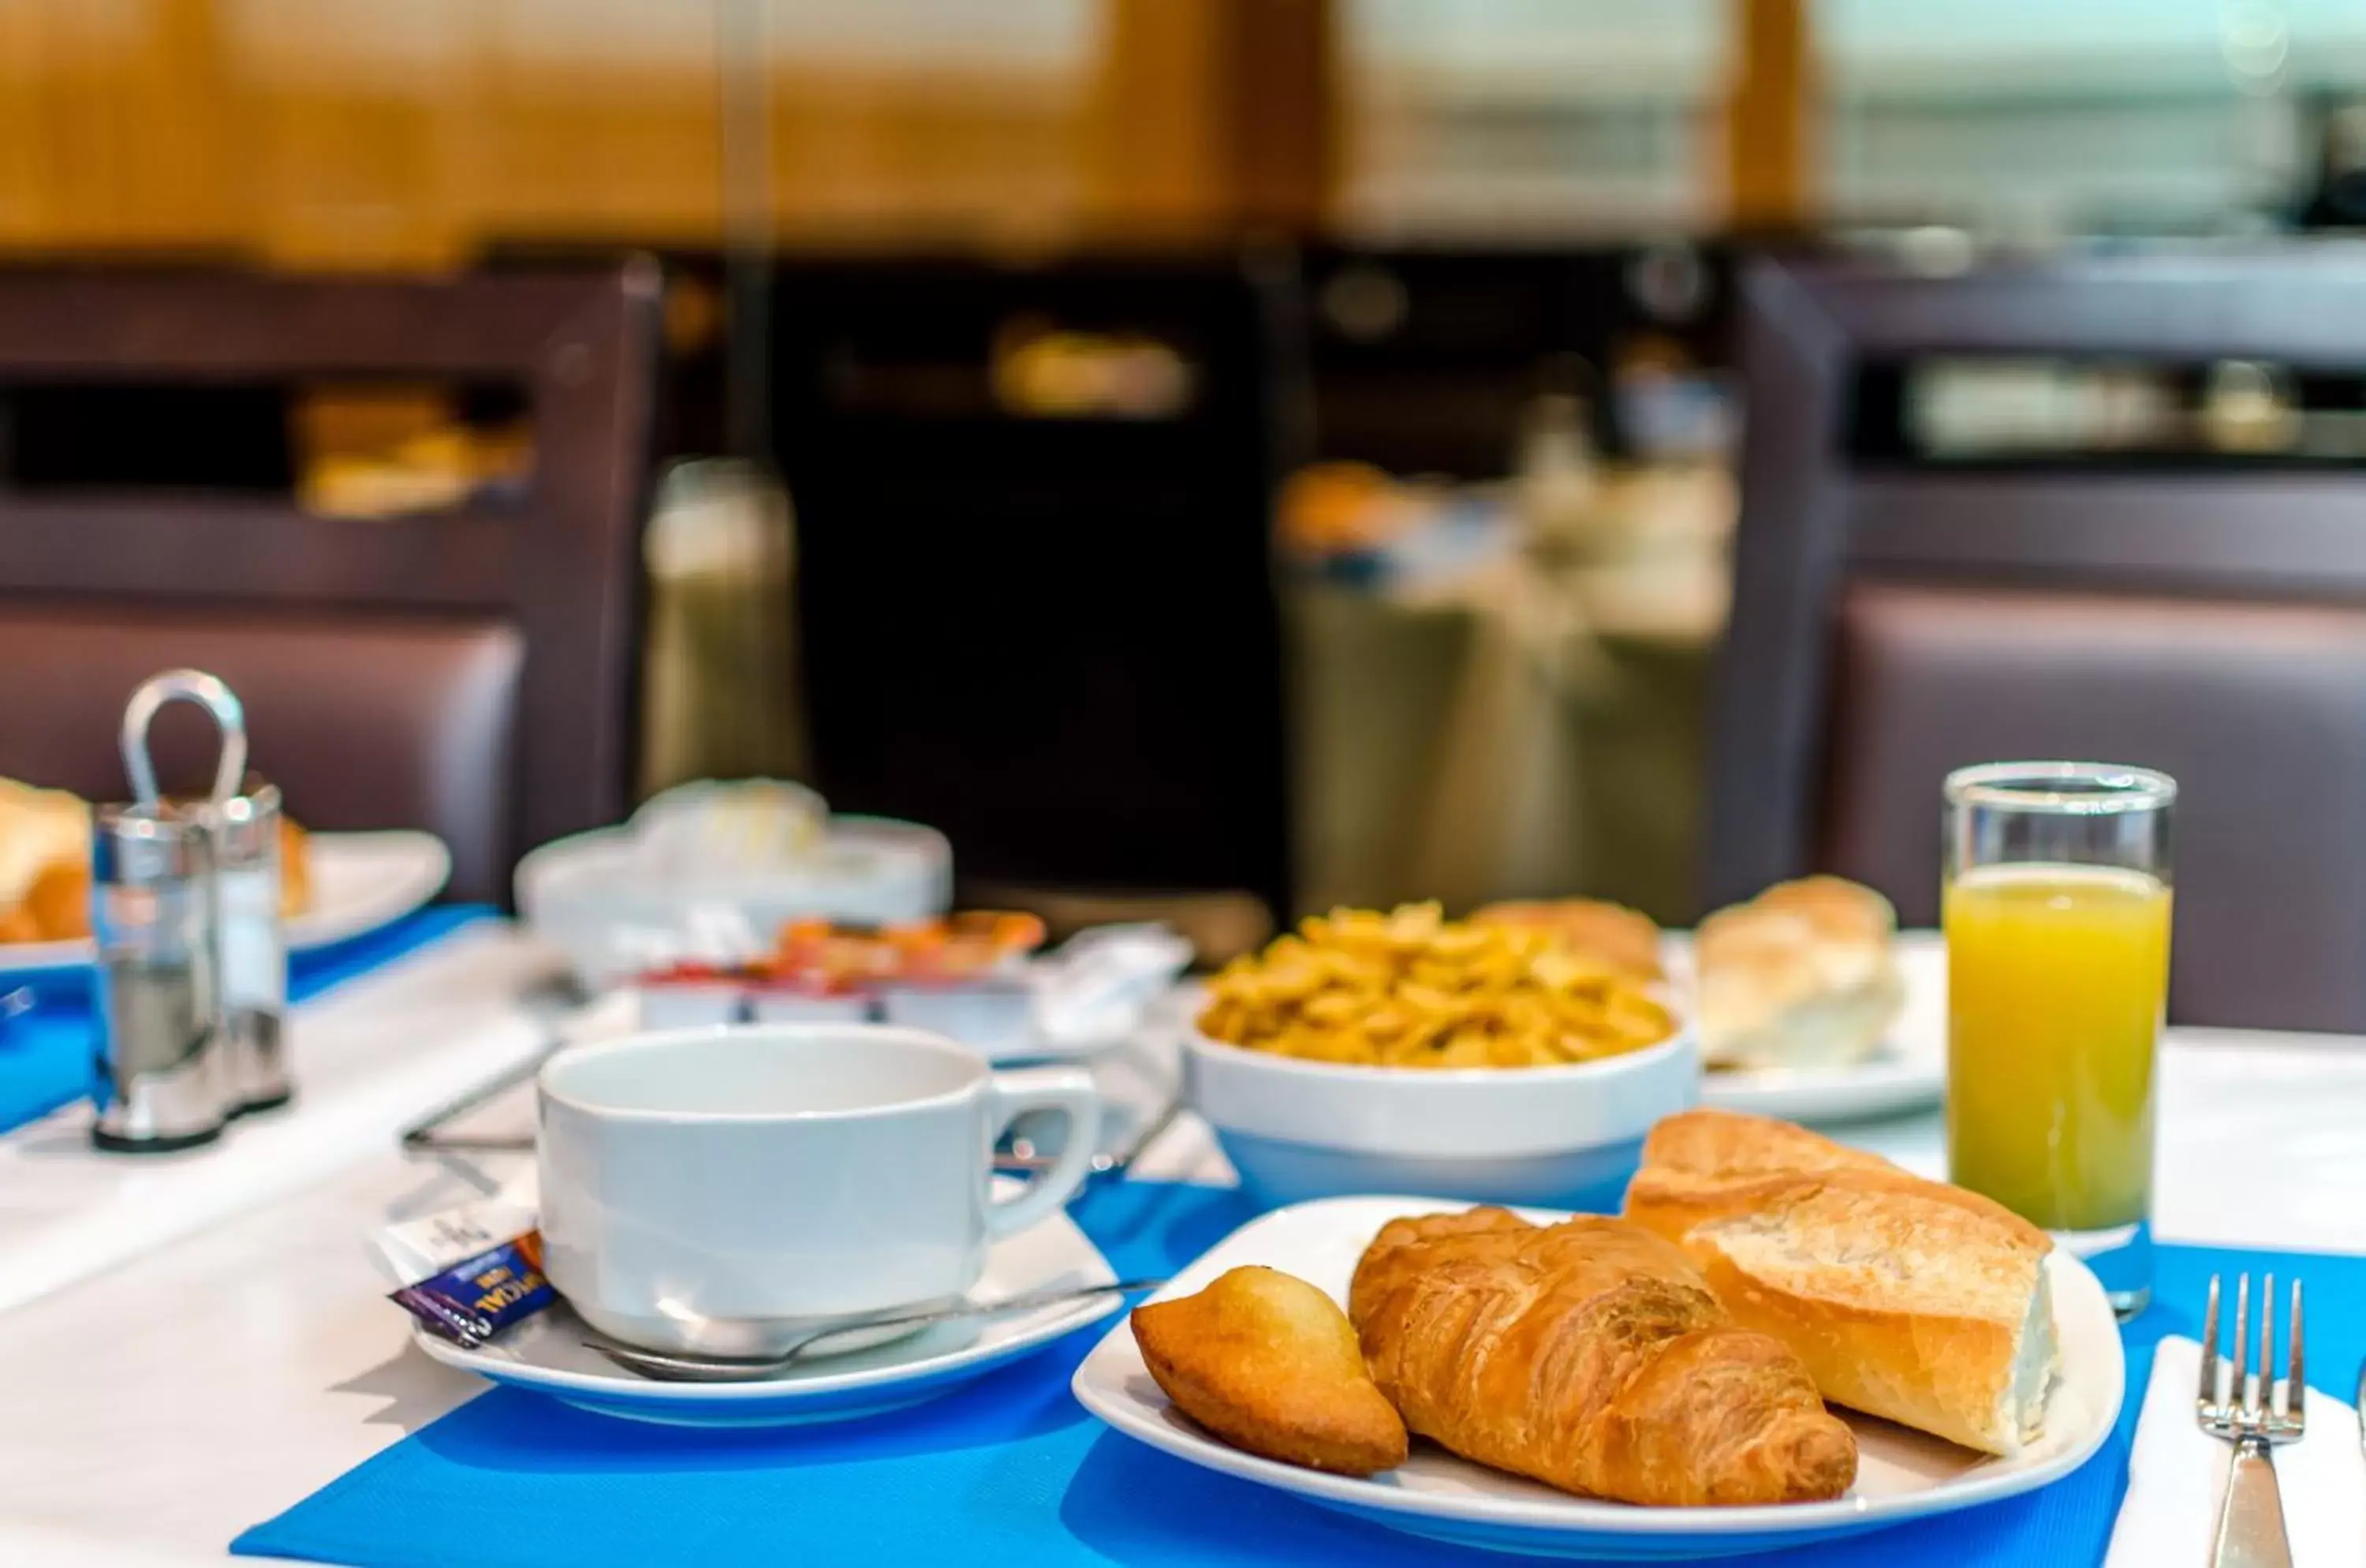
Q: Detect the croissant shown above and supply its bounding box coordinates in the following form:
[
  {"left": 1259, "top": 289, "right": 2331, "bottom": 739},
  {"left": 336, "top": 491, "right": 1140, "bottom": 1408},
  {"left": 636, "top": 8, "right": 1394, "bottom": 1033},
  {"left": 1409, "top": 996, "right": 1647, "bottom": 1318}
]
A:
[{"left": 1349, "top": 1208, "right": 1857, "bottom": 1507}]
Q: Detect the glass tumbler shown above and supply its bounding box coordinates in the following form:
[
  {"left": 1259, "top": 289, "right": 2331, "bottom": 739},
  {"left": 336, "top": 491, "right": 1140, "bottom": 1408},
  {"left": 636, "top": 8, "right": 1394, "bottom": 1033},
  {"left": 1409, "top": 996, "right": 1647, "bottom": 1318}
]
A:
[{"left": 1943, "top": 760, "right": 2174, "bottom": 1318}]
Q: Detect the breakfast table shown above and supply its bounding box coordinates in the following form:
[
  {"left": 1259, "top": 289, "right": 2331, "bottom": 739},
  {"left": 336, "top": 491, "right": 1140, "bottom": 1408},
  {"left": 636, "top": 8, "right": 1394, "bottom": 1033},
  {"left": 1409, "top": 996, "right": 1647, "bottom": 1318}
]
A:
[{"left": 2, "top": 915, "right": 2366, "bottom": 1565}]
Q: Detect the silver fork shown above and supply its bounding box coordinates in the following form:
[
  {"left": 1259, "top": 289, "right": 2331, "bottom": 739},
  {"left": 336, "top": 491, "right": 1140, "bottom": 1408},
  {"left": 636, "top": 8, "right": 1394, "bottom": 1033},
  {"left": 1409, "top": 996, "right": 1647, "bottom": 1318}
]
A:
[{"left": 2197, "top": 1272, "right": 2305, "bottom": 1568}]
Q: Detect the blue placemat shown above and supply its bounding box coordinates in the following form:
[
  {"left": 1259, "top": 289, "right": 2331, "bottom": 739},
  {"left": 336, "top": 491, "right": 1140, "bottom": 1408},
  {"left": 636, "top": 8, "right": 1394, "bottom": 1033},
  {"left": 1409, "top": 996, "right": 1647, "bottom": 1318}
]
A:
[
  {"left": 231, "top": 1179, "right": 2366, "bottom": 1568},
  {"left": 0, "top": 905, "right": 497, "bottom": 1136}
]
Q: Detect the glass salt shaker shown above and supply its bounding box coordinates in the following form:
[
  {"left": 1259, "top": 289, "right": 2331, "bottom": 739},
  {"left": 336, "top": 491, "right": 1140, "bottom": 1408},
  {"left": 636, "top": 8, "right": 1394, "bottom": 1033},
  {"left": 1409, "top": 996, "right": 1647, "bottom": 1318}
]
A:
[{"left": 208, "top": 775, "right": 289, "bottom": 1114}]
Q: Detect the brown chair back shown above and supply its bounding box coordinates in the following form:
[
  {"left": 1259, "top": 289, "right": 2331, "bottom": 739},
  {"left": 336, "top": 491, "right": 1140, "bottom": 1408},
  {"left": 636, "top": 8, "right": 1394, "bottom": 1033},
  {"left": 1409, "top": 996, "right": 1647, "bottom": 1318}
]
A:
[
  {"left": 0, "top": 267, "right": 660, "bottom": 900},
  {"left": 1710, "top": 248, "right": 2366, "bottom": 1030}
]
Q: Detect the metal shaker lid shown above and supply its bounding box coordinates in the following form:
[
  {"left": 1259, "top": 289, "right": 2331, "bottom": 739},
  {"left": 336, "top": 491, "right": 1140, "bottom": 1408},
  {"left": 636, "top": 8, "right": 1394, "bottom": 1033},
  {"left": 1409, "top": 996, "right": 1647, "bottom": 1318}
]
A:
[
  {"left": 95, "top": 670, "right": 254, "bottom": 890},
  {"left": 92, "top": 801, "right": 207, "bottom": 887},
  {"left": 207, "top": 775, "right": 282, "bottom": 869}
]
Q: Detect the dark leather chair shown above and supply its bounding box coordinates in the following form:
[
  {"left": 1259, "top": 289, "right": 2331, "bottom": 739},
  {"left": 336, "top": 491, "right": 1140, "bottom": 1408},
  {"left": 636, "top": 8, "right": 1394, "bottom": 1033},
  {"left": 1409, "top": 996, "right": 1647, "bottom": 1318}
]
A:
[
  {"left": 0, "top": 267, "right": 660, "bottom": 901},
  {"left": 1708, "top": 247, "right": 2366, "bottom": 1031}
]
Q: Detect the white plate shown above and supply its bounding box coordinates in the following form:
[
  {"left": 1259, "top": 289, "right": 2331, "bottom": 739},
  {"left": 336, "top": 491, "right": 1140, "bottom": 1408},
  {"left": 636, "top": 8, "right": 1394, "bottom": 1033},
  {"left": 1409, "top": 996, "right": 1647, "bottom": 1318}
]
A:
[
  {"left": 286, "top": 831, "right": 453, "bottom": 949},
  {"left": 516, "top": 815, "right": 953, "bottom": 988},
  {"left": 416, "top": 1202, "right": 1123, "bottom": 1428},
  {"left": 0, "top": 830, "right": 450, "bottom": 974},
  {"left": 1678, "top": 930, "right": 1947, "bottom": 1125},
  {"left": 630, "top": 983, "right": 1142, "bottom": 1065},
  {"left": 1073, "top": 1194, "right": 2122, "bottom": 1562}
]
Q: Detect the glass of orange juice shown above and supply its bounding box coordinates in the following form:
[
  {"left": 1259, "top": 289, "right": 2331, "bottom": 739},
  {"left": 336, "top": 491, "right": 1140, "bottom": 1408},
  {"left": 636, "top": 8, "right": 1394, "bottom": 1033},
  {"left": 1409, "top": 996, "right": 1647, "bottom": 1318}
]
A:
[{"left": 1944, "top": 761, "right": 2174, "bottom": 1318}]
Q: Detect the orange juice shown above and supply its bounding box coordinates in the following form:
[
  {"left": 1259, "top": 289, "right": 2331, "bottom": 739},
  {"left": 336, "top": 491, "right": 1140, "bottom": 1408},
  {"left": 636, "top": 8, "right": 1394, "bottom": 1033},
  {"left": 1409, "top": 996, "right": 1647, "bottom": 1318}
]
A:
[{"left": 1945, "top": 863, "right": 2170, "bottom": 1233}]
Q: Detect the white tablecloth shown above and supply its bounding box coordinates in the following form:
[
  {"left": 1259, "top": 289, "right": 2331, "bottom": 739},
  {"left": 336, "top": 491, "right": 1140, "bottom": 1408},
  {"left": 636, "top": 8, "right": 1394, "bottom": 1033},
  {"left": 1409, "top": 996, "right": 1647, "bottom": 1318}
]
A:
[
  {"left": 3, "top": 952, "right": 2365, "bottom": 1563},
  {"left": 0, "top": 926, "right": 561, "bottom": 1318}
]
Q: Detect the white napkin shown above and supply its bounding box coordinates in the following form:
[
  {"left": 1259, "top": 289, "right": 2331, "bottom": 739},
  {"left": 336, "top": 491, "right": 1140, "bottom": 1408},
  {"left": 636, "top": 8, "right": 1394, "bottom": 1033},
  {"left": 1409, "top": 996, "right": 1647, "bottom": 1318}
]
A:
[
  {"left": 2106, "top": 1336, "right": 2366, "bottom": 1566},
  {"left": 1033, "top": 924, "right": 1192, "bottom": 1046}
]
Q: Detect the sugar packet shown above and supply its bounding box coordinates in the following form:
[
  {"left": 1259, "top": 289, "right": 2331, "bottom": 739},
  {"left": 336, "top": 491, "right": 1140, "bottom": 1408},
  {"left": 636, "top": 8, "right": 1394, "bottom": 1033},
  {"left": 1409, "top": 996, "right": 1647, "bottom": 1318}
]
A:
[{"left": 368, "top": 1195, "right": 554, "bottom": 1348}]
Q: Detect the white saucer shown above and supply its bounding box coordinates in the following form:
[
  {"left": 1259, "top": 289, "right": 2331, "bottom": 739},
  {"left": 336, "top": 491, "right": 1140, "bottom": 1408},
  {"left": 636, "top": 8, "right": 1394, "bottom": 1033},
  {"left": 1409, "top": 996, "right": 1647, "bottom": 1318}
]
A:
[
  {"left": 0, "top": 830, "right": 450, "bottom": 973},
  {"left": 1073, "top": 1195, "right": 2122, "bottom": 1562},
  {"left": 1683, "top": 931, "right": 1948, "bottom": 1125},
  {"left": 414, "top": 1204, "right": 1123, "bottom": 1428}
]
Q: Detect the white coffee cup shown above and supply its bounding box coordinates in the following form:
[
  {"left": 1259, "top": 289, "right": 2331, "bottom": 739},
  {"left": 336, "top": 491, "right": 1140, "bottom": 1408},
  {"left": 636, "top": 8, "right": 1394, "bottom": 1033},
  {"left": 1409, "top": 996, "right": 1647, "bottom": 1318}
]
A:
[{"left": 536, "top": 1023, "right": 1102, "bottom": 1356}]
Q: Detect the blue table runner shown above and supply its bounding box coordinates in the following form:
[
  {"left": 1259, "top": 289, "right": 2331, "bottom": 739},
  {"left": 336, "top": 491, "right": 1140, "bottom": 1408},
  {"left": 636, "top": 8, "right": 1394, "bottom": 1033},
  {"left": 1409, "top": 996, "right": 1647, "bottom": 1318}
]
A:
[
  {"left": 0, "top": 905, "right": 497, "bottom": 1137},
  {"left": 233, "top": 1178, "right": 2366, "bottom": 1568}
]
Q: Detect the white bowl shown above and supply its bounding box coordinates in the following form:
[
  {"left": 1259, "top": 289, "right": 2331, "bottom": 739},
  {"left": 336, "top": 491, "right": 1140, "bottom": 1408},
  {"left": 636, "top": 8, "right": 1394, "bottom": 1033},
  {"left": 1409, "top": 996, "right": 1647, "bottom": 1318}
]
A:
[
  {"left": 516, "top": 815, "right": 952, "bottom": 987},
  {"left": 1185, "top": 1027, "right": 1698, "bottom": 1211}
]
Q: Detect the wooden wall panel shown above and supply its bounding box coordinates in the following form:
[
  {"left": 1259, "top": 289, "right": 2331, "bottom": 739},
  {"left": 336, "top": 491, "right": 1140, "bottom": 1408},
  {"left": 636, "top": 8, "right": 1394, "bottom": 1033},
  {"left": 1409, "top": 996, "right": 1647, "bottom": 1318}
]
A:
[
  {"left": 0, "top": 0, "right": 240, "bottom": 253},
  {"left": 1727, "top": 0, "right": 1810, "bottom": 231},
  {"left": 0, "top": 0, "right": 1588, "bottom": 264},
  {"left": 0, "top": 0, "right": 1123, "bottom": 264}
]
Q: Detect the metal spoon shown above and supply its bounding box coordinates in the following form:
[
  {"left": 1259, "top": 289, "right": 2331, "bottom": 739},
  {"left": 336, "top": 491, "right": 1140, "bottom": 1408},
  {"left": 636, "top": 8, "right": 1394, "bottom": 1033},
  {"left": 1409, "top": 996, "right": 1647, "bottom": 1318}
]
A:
[{"left": 587, "top": 1275, "right": 1169, "bottom": 1382}]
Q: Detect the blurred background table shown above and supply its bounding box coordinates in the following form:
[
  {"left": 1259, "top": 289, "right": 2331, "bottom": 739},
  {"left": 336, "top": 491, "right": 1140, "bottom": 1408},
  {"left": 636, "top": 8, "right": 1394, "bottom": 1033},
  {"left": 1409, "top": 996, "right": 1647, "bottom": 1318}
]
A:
[{"left": 1286, "top": 462, "right": 1730, "bottom": 923}]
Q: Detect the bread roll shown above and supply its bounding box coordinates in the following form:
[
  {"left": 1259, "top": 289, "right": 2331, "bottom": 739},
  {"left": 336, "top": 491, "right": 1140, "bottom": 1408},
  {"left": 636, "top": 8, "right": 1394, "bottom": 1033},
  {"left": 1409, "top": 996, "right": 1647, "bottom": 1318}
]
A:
[
  {"left": 0, "top": 780, "right": 88, "bottom": 911},
  {"left": 1625, "top": 1110, "right": 2057, "bottom": 1456},
  {"left": 0, "top": 783, "right": 308, "bottom": 941},
  {"left": 1350, "top": 1208, "right": 1857, "bottom": 1506},
  {"left": 1471, "top": 899, "right": 1664, "bottom": 981},
  {"left": 278, "top": 816, "right": 311, "bottom": 917},
  {"left": 1696, "top": 876, "right": 1902, "bottom": 1070},
  {"left": 21, "top": 860, "right": 89, "bottom": 941}
]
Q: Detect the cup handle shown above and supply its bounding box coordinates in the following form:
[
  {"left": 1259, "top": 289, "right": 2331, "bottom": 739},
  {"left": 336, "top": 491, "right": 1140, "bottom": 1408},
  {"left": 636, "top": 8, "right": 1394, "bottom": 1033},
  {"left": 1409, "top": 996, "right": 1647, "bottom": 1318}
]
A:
[{"left": 982, "top": 1066, "right": 1103, "bottom": 1238}]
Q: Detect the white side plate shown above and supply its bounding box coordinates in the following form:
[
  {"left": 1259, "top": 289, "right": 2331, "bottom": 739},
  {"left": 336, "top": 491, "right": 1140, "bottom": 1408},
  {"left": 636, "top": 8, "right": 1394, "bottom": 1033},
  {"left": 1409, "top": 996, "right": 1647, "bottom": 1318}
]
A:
[
  {"left": 1073, "top": 1194, "right": 2121, "bottom": 1562},
  {"left": 285, "top": 831, "right": 453, "bottom": 950},
  {"left": 0, "top": 830, "right": 451, "bottom": 974},
  {"left": 416, "top": 1202, "right": 1122, "bottom": 1428}
]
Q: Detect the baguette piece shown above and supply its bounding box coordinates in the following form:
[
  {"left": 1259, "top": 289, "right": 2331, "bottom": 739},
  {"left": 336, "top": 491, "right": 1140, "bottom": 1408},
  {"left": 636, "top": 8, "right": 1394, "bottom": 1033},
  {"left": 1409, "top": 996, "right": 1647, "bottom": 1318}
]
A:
[
  {"left": 1624, "top": 1108, "right": 2032, "bottom": 1239},
  {"left": 1349, "top": 1208, "right": 1857, "bottom": 1506},
  {"left": 1629, "top": 1105, "right": 1900, "bottom": 1185},
  {"left": 1624, "top": 1110, "right": 2058, "bottom": 1456}
]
